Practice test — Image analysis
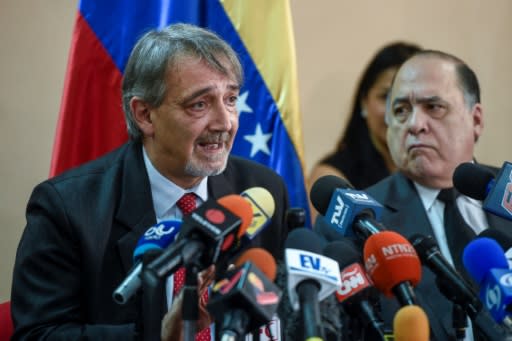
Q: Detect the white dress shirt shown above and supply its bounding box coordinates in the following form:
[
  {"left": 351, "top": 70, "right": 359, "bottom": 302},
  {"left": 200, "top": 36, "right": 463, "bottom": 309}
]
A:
[{"left": 414, "top": 182, "right": 489, "bottom": 341}]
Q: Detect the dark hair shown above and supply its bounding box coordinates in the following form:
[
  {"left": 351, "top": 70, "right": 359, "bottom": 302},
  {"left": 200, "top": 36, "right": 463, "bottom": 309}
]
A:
[
  {"left": 321, "top": 41, "right": 421, "bottom": 189},
  {"left": 413, "top": 49, "right": 481, "bottom": 107},
  {"left": 337, "top": 42, "right": 422, "bottom": 151}
]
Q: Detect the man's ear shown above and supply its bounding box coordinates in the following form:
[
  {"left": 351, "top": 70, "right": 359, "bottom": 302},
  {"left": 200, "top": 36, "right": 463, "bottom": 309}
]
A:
[
  {"left": 130, "top": 97, "right": 154, "bottom": 137},
  {"left": 472, "top": 103, "right": 484, "bottom": 142}
]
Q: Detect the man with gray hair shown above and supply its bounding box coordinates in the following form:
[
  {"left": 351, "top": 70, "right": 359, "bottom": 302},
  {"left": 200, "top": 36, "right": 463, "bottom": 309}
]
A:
[
  {"left": 366, "top": 50, "right": 512, "bottom": 340},
  {"left": 11, "top": 23, "right": 289, "bottom": 340}
]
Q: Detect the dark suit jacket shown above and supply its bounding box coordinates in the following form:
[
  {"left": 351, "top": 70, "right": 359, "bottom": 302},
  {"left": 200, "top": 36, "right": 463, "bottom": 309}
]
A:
[
  {"left": 365, "top": 170, "right": 512, "bottom": 341},
  {"left": 11, "top": 140, "right": 290, "bottom": 340}
]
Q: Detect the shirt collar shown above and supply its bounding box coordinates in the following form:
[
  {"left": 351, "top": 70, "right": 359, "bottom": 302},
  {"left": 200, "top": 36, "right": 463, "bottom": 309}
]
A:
[
  {"left": 413, "top": 182, "right": 441, "bottom": 211},
  {"left": 142, "top": 146, "right": 208, "bottom": 218}
]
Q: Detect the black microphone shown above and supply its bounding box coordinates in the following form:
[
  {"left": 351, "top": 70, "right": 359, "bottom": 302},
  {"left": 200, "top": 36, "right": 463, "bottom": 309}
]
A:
[
  {"left": 284, "top": 227, "right": 341, "bottom": 340},
  {"left": 144, "top": 195, "right": 252, "bottom": 286},
  {"left": 286, "top": 207, "right": 307, "bottom": 231},
  {"left": 310, "top": 175, "right": 385, "bottom": 242},
  {"left": 323, "top": 239, "right": 386, "bottom": 341},
  {"left": 207, "top": 248, "right": 281, "bottom": 341},
  {"left": 411, "top": 234, "right": 511, "bottom": 340},
  {"left": 453, "top": 162, "right": 512, "bottom": 221},
  {"left": 409, "top": 233, "right": 479, "bottom": 339},
  {"left": 409, "top": 234, "right": 480, "bottom": 313}
]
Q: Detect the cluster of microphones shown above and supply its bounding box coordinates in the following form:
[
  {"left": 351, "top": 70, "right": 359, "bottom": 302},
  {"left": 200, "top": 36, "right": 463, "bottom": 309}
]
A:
[{"left": 111, "top": 161, "right": 512, "bottom": 341}]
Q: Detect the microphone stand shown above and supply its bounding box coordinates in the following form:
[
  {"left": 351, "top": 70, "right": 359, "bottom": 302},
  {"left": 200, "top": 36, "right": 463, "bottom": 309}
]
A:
[
  {"left": 141, "top": 249, "right": 166, "bottom": 341},
  {"left": 183, "top": 264, "right": 200, "bottom": 341}
]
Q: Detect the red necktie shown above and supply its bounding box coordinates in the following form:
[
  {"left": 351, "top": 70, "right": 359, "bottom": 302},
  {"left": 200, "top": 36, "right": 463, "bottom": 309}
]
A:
[{"left": 174, "top": 193, "right": 211, "bottom": 341}]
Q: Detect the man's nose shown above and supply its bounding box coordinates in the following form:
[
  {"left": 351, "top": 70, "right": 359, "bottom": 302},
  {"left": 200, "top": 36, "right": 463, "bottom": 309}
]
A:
[
  {"left": 210, "top": 101, "right": 234, "bottom": 131},
  {"left": 406, "top": 107, "right": 429, "bottom": 134}
]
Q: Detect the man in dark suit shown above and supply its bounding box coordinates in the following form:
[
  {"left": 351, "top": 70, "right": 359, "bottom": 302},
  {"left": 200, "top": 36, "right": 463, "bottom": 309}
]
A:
[
  {"left": 365, "top": 50, "right": 512, "bottom": 340},
  {"left": 11, "top": 23, "right": 289, "bottom": 340}
]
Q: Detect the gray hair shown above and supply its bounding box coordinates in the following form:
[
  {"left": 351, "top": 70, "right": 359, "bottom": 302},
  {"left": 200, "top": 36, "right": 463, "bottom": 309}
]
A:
[{"left": 122, "top": 23, "right": 243, "bottom": 140}]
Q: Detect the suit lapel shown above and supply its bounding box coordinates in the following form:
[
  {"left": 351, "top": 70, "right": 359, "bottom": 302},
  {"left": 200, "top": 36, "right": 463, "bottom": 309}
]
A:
[
  {"left": 115, "top": 142, "right": 157, "bottom": 274},
  {"left": 486, "top": 211, "right": 512, "bottom": 236},
  {"left": 114, "top": 152, "right": 239, "bottom": 273},
  {"left": 372, "top": 173, "right": 435, "bottom": 239},
  {"left": 368, "top": 173, "right": 454, "bottom": 339},
  {"left": 208, "top": 162, "right": 237, "bottom": 199}
]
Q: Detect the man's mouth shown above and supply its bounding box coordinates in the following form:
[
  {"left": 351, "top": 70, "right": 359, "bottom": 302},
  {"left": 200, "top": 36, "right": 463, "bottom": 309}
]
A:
[
  {"left": 198, "top": 142, "right": 223, "bottom": 150},
  {"left": 408, "top": 143, "right": 429, "bottom": 152}
]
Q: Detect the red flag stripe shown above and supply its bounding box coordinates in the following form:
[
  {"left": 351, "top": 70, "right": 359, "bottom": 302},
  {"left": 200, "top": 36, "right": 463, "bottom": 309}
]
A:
[{"left": 50, "top": 13, "right": 127, "bottom": 177}]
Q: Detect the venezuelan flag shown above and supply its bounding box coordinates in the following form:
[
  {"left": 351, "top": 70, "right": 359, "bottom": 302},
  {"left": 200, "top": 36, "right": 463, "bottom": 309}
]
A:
[{"left": 51, "top": 0, "right": 310, "bottom": 219}]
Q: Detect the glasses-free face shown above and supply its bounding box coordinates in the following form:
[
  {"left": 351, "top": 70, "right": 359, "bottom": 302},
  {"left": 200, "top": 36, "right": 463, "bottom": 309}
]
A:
[
  {"left": 132, "top": 56, "right": 240, "bottom": 189},
  {"left": 385, "top": 56, "right": 483, "bottom": 188}
]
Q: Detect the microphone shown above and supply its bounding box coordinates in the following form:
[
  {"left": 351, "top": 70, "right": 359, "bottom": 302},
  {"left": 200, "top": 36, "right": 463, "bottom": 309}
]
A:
[
  {"left": 239, "top": 187, "right": 275, "bottom": 243},
  {"left": 285, "top": 227, "right": 341, "bottom": 340},
  {"left": 409, "top": 234, "right": 481, "bottom": 314},
  {"left": 323, "top": 239, "right": 386, "bottom": 340},
  {"left": 453, "top": 162, "right": 512, "bottom": 221},
  {"left": 286, "top": 207, "right": 307, "bottom": 231},
  {"left": 112, "top": 219, "right": 182, "bottom": 304},
  {"left": 393, "top": 305, "right": 430, "bottom": 341},
  {"left": 463, "top": 237, "right": 512, "bottom": 323},
  {"left": 215, "top": 187, "right": 275, "bottom": 278},
  {"left": 207, "top": 248, "right": 281, "bottom": 341},
  {"left": 363, "top": 231, "right": 421, "bottom": 306},
  {"left": 144, "top": 195, "right": 252, "bottom": 285},
  {"left": 478, "top": 229, "right": 512, "bottom": 268},
  {"left": 310, "top": 175, "right": 385, "bottom": 241}
]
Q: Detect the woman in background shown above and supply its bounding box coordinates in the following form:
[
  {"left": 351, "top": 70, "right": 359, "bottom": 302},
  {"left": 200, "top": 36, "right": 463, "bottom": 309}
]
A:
[{"left": 308, "top": 42, "right": 422, "bottom": 223}]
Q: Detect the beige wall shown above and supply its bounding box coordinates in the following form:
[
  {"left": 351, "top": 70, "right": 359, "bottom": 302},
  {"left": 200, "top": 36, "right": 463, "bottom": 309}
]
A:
[{"left": 1, "top": 0, "right": 511, "bottom": 301}]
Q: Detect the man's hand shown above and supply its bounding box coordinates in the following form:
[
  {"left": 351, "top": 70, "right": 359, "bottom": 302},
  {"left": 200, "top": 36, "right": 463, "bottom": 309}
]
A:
[{"left": 161, "top": 266, "right": 215, "bottom": 341}]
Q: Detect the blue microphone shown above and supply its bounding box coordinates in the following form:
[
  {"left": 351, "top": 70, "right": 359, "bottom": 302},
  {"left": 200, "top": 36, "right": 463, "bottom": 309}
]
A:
[
  {"left": 310, "top": 175, "right": 384, "bottom": 241},
  {"left": 478, "top": 229, "right": 512, "bottom": 269},
  {"left": 463, "top": 237, "right": 512, "bottom": 323},
  {"left": 453, "top": 161, "right": 512, "bottom": 221},
  {"left": 113, "top": 219, "right": 182, "bottom": 304}
]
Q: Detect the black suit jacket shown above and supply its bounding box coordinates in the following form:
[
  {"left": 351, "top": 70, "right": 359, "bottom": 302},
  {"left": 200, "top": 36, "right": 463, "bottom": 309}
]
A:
[
  {"left": 366, "top": 170, "right": 512, "bottom": 341},
  {"left": 11, "top": 140, "right": 289, "bottom": 340}
]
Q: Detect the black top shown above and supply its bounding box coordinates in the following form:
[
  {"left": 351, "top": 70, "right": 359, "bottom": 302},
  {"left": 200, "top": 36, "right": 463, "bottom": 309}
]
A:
[{"left": 320, "top": 143, "right": 389, "bottom": 189}]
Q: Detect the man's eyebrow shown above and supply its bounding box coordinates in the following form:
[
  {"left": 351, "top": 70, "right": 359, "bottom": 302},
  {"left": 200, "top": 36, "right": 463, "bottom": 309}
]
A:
[
  {"left": 391, "top": 96, "right": 410, "bottom": 107},
  {"left": 180, "top": 84, "right": 241, "bottom": 104},
  {"left": 391, "top": 95, "right": 445, "bottom": 107},
  {"left": 415, "top": 96, "right": 445, "bottom": 104}
]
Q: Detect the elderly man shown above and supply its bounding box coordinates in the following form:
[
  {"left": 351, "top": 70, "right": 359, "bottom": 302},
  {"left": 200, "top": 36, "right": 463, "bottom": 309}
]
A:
[{"left": 366, "top": 50, "right": 512, "bottom": 340}]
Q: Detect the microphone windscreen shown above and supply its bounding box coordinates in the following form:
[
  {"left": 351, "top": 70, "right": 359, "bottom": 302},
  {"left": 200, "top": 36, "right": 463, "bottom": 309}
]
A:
[
  {"left": 323, "top": 239, "right": 362, "bottom": 269},
  {"left": 310, "top": 175, "right": 352, "bottom": 215},
  {"left": 217, "top": 194, "right": 253, "bottom": 237},
  {"left": 284, "top": 227, "right": 324, "bottom": 254},
  {"left": 393, "top": 305, "right": 430, "bottom": 341},
  {"left": 478, "top": 229, "right": 512, "bottom": 251},
  {"left": 240, "top": 187, "right": 275, "bottom": 237},
  {"left": 363, "top": 231, "right": 422, "bottom": 296},
  {"left": 463, "top": 237, "right": 508, "bottom": 284},
  {"left": 453, "top": 162, "right": 495, "bottom": 201},
  {"left": 234, "top": 248, "right": 277, "bottom": 281}
]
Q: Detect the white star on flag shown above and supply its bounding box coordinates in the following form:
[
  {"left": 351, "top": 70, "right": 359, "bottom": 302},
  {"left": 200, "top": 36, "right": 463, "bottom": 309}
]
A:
[
  {"left": 244, "top": 124, "right": 272, "bottom": 157},
  {"left": 236, "top": 91, "right": 253, "bottom": 114}
]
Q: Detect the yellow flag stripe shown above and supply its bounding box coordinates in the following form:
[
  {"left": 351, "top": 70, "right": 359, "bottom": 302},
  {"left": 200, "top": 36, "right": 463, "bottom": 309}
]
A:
[{"left": 220, "top": 0, "right": 305, "bottom": 168}]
